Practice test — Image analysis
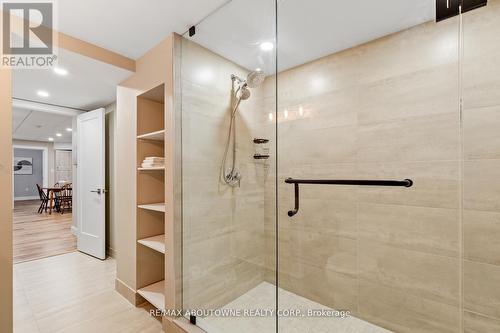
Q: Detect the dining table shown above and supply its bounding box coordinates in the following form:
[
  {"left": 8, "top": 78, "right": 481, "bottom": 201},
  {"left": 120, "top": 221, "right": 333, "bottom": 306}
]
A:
[{"left": 42, "top": 187, "right": 71, "bottom": 214}]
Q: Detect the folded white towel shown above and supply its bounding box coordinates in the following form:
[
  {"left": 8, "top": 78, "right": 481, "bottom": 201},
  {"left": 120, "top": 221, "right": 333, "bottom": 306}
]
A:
[
  {"left": 142, "top": 162, "right": 164, "bottom": 167},
  {"left": 144, "top": 157, "right": 165, "bottom": 161}
]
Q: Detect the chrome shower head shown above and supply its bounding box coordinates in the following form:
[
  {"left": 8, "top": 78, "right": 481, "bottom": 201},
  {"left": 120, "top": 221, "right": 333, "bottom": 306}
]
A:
[
  {"left": 246, "top": 70, "right": 265, "bottom": 88},
  {"left": 238, "top": 86, "right": 251, "bottom": 100}
]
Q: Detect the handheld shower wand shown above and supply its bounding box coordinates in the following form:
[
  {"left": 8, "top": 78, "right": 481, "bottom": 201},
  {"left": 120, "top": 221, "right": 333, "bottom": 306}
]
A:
[{"left": 220, "top": 70, "right": 265, "bottom": 187}]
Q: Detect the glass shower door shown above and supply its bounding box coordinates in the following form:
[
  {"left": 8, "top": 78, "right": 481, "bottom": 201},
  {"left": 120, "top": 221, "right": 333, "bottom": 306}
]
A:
[
  {"left": 180, "top": 0, "right": 277, "bottom": 332},
  {"left": 276, "top": 1, "right": 462, "bottom": 332}
]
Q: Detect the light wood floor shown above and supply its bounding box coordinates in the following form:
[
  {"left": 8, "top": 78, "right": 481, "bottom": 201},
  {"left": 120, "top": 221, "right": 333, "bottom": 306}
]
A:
[
  {"left": 14, "top": 252, "right": 163, "bottom": 333},
  {"left": 13, "top": 200, "right": 77, "bottom": 264}
]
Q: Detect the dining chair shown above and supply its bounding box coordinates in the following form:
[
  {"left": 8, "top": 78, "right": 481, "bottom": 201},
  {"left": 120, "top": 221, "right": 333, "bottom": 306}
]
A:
[
  {"left": 57, "top": 184, "right": 73, "bottom": 214},
  {"left": 36, "top": 184, "right": 49, "bottom": 214}
]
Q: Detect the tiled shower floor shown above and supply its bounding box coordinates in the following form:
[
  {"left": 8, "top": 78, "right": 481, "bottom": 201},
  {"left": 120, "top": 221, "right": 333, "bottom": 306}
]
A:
[{"left": 197, "top": 282, "right": 392, "bottom": 333}]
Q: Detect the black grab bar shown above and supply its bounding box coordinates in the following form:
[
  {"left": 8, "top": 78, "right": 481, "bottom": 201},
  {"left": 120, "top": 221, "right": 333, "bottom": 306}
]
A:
[{"left": 284, "top": 178, "right": 413, "bottom": 217}]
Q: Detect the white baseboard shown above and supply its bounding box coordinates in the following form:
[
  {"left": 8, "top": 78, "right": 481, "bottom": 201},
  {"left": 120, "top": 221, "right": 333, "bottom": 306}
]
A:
[
  {"left": 14, "top": 196, "right": 39, "bottom": 201},
  {"left": 71, "top": 226, "right": 78, "bottom": 235}
]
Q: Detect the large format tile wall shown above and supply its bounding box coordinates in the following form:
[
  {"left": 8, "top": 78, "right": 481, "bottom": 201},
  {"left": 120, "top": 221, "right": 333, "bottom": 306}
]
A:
[
  {"left": 462, "top": 1, "right": 500, "bottom": 332},
  {"left": 181, "top": 39, "right": 271, "bottom": 310},
  {"left": 265, "top": 2, "right": 500, "bottom": 332},
  {"left": 269, "top": 11, "right": 463, "bottom": 333}
]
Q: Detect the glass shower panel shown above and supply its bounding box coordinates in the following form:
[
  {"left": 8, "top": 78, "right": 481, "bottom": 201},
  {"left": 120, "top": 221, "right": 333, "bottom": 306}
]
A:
[
  {"left": 461, "top": 1, "right": 500, "bottom": 331},
  {"left": 180, "top": 0, "right": 277, "bottom": 332},
  {"left": 276, "top": 1, "right": 461, "bottom": 332}
]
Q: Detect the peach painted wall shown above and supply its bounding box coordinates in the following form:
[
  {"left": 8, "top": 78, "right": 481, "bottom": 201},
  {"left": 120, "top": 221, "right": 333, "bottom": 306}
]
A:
[{"left": 0, "top": 68, "right": 13, "bottom": 333}]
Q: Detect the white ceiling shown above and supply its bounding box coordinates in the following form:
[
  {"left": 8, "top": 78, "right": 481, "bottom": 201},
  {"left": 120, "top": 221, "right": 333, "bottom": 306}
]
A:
[
  {"left": 13, "top": 107, "right": 73, "bottom": 143},
  {"left": 56, "top": 0, "right": 230, "bottom": 59},
  {"left": 188, "top": 0, "right": 435, "bottom": 73},
  {"left": 12, "top": 47, "right": 131, "bottom": 143},
  {"left": 13, "top": 48, "right": 132, "bottom": 110}
]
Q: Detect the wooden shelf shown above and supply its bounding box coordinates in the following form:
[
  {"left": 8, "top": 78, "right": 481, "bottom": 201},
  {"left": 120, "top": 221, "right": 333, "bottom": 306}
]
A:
[
  {"left": 137, "top": 129, "right": 165, "bottom": 141},
  {"left": 138, "top": 234, "right": 165, "bottom": 254},
  {"left": 137, "top": 280, "right": 165, "bottom": 310},
  {"left": 137, "top": 166, "right": 165, "bottom": 171},
  {"left": 138, "top": 203, "right": 165, "bottom": 213}
]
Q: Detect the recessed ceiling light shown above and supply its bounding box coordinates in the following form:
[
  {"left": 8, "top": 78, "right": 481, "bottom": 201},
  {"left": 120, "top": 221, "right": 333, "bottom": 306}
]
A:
[
  {"left": 48, "top": 137, "right": 54, "bottom": 141},
  {"left": 260, "top": 42, "right": 274, "bottom": 51},
  {"left": 256, "top": 68, "right": 262, "bottom": 72},
  {"left": 56, "top": 133, "right": 62, "bottom": 137},
  {"left": 53, "top": 67, "right": 68, "bottom": 76},
  {"left": 66, "top": 128, "right": 72, "bottom": 132},
  {"left": 37, "top": 90, "right": 49, "bottom": 97}
]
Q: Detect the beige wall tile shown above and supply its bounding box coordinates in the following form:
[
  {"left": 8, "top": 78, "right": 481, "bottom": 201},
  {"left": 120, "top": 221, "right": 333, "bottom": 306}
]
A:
[
  {"left": 276, "top": 47, "right": 361, "bottom": 99},
  {"left": 281, "top": 228, "right": 357, "bottom": 277},
  {"left": 359, "top": 239, "right": 460, "bottom": 306},
  {"left": 358, "top": 65, "right": 459, "bottom": 125},
  {"left": 357, "top": 113, "right": 459, "bottom": 163},
  {"left": 279, "top": 124, "right": 357, "bottom": 165},
  {"left": 464, "top": 160, "right": 500, "bottom": 212},
  {"left": 464, "top": 311, "right": 500, "bottom": 333},
  {"left": 358, "top": 203, "right": 459, "bottom": 257},
  {"left": 464, "top": 210, "right": 500, "bottom": 265},
  {"left": 464, "top": 260, "right": 500, "bottom": 319},
  {"left": 356, "top": 18, "right": 459, "bottom": 84},
  {"left": 358, "top": 280, "right": 460, "bottom": 333},
  {"left": 463, "top": 106, "right": 500, "bottom": 160},
  {"left": 278, "top": 87, "right": 358, "bottom": 128},
  {"left": 463, "top": 1, "right": 500, "bottom": 109},
  {"left": 462, "top": 0, "right": 500, "bottom": 61},
  {"left": 463, "top": 55, "right": 500, "bottom": 110}
]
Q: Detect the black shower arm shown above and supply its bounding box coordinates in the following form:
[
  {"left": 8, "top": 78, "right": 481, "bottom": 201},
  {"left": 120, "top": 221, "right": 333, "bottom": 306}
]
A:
[{"left": 284, "top": 178, "right": 413, "bottom": 217}]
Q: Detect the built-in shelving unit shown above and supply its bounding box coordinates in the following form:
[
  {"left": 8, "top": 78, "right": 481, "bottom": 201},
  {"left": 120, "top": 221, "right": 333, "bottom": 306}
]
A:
[
  {"left": 138, "top": 203, "right": 166, "bottom": 212},
  {"left": 137, "top": 129, "right": 166, "bottom": 141},
  {"left": 137, "top": 280, "right": 165, "bottom": 310},
  {"left": 138, "top": 234, "right": 166, "bottom": 254},
  {"left": 136, "top": 84, "right": 167, "bottom": 313},
  {"left": 117, "top": 34, "right": 181, "bottom": 332}
]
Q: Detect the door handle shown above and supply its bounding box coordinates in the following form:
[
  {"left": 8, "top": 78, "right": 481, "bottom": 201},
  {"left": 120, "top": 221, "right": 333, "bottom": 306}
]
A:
[{"left": 90, "top": 189, "right": 102, "bottom": 194}]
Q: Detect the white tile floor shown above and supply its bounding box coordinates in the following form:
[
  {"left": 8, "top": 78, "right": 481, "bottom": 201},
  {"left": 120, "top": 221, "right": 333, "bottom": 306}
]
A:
[
  {"left": 14, "top": 252, "right": 163, "bottom": 333},
  {"left": 199, "top": 282, "right": 392, "bottom": 333}
]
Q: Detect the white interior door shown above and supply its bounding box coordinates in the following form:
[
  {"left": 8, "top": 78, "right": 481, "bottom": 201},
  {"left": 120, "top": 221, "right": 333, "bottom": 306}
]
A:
[{"left": 77, "top": 108, "right": 106, "bottom": 259}]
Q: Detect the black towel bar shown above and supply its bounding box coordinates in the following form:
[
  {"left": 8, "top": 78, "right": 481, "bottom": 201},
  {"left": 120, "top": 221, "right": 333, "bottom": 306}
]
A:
[{"left": 284, "top": 178, "right": 413, "bottom": 217}]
